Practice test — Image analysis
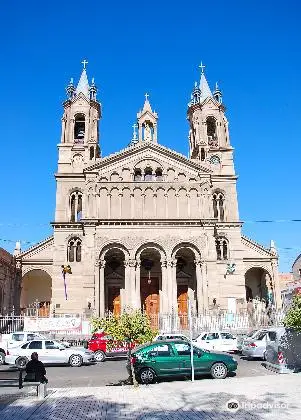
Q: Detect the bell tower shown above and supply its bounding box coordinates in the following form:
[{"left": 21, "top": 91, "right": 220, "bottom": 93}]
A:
[
  {"left": 136, "top": 94, "right": 158, "bottom": 144},
  {"left": 187, "top": 63, "right": 232, "bottom": 173},
  {"left": 58, "top": 60, "right": 101, "bottom": 173}
]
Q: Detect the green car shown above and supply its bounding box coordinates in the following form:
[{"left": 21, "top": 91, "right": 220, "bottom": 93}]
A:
[{"left": 127, "top": 340, "right": 237, "bottom": 384}]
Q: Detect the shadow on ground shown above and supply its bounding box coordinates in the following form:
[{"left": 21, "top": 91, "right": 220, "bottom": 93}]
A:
[{"left": 0, "top": 386, "right": 296, "bottom": 419}]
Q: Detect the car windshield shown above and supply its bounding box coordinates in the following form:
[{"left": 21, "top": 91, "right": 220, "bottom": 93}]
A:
[{"left": 254, "top": 331, "right": 267, "bottom": 341}]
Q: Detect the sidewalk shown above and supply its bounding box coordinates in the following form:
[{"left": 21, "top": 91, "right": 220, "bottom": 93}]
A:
[{"left": 0, "top": 374, "right": 300, "bottom": 419}]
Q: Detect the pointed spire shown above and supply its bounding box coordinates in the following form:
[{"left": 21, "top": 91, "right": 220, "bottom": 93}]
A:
[
  {"left": 89, "top": 77, "right": 98, "bottom": 101},
  {"left": 213, "top": 82, "right": 222, "bottom": 104},
  {"left": 13, "top": 241, "right": 21, "bottom": 256},
  {"left": 75, "top": 60, "right": 90, "bottom": 99},
  {"left": 66, "top": 78, "right": 75, "bottom": 99},
  {"left": 142, "top": 92, "right": 153, "bottom": 112},
  {"left": 198, "top": 62, "right": 212, "bottom": 100},
  {"left": 129, "top": 123, "right": 139, "bottom": 146}
]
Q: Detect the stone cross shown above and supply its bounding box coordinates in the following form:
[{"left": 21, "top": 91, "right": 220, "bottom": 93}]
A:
[
  {"left": 199, "top": 62, "right": 205, "bottom": 74},
  {"left": 81, "top": 59, "right": 88, "bottom": 69},
  {"left": 145, "top": 93, "right": 149, "bottom": 100}
]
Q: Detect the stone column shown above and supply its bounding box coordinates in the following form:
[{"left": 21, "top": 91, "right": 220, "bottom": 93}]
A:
[
  {"left": 124, "top": 259, "right": 136, "bottom": 309},
  {"left": 160, "top": 260, "right": 168, "bottom": 313},
  {"left": 168, "top": 259, "right": 177, "bottom": 313},
  {"left": 135, "top": 260, "right": 141, "bottom": 309},
  {"left": 99, "top": 259, "right": 106, "bottom": 317},
  {"left": 94, "top": 261, "right": 100, "bottom": 316},
  {"left": 271, "top": 261, "right": 282, "bottom": 309},
  {"left": 201, "top": 262, "right": 209, "bottom": 310},
  {"left": 130, "top": 192, "right": 134, "bottom": 218},
  {"left": 195, "top": 259, "right": 204, "bottom": 314}
]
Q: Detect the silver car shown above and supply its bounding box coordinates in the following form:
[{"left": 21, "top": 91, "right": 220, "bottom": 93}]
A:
[
  {"left": 5, "top": 339, "right": 95, "bottom": 368},
  {"left": 242, "top": 330, "right": 268, "bottom": 360}
]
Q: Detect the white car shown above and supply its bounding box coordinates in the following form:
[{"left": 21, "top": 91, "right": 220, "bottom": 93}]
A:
[
  {"left": 154, "top": 333, "right": 190, "bottom": 342},
  {"left": 193, "top": 331, "right": 238, "bottom": 352},
  {"left": 5, "top": 339, "right": 95, "bottom": 368}
]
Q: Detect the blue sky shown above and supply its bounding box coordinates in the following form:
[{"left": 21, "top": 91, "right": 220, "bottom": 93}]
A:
[{"left": 0, "top": 0, "right": 300, "bottom": 271}]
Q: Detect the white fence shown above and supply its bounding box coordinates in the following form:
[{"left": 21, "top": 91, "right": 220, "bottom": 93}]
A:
[{"left": 0, "top": 309, "right": 285, "bottom": 337}]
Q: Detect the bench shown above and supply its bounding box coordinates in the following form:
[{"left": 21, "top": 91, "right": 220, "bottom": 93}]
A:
[{"left": 0, "top": 367, "right": 47, "bottom": 399}]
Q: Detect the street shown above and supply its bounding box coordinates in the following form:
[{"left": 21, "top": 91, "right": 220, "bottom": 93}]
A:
[{"left": 42, "top": 353, "right": 276, "bottom": 388}]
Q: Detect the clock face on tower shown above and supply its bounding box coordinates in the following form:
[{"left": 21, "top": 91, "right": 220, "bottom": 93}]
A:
[{"left": 210, "top": 155, "right": 220, "bottom": 165}]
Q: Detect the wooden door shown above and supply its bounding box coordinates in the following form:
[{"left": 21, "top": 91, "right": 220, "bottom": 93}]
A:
[
  {"left": 140, "top": 277, "right": 160, "bottom": 315},
  {"left": 177, "top": 285, "right": 188, "bottom": 329},
  {"left": 108, "top": 287, "right": 121, "bottom": 316},
  {"left": 38, "top": 302, "right": 50, "bottom": 317}
]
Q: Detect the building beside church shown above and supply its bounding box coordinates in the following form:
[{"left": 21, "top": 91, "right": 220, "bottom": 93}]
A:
[
  {"left": 17, "top": 63, "right": 281, "bottom": 317},
  {"left": 0, "top": 246, "right": 21, "bottom": 315}
]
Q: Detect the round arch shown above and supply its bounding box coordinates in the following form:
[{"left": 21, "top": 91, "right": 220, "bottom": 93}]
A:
[
  {"left": 20, "top": 269, "right": 52, "bottom": 315},
  {"left": 98, "top": 243, "right": 130, "bottom": 261},
  {"left": 171, "top": 242, "right": 201, "bottom": 260},
  {"left": 245, "top": 266, "right": 272, "bottom": 303},
  {"left": 135, "top": 242, "right": 166, "bottom": 261}
]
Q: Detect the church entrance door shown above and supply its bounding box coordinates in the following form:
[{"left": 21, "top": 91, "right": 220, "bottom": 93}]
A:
[
  {"left": 140, "top": 277, "right": 160, "bottom": 322},
  {"left": 177, "top": 285, "right": 188, "bottom": 329},
  {"left": 108, "top": 287, "right": 121, "bottom": 316}
]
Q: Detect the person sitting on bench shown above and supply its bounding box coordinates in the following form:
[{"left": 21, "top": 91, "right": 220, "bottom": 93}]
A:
[{"left": 24, "top": 352, "right": 48, "bottom": 384}]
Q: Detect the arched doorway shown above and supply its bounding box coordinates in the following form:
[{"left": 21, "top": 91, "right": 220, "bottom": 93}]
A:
[
  {"left": 175, "top": 248, "right": 197, "bottom": 327},
  {"left": 104, "top": 249, "right": 125, "bottom": 316},
  {"left": 140, "top": 249, "right": 161, "bottom": 316},
  {"left": 20, "top": 269, "right": 52, "bottom": 316},
  {"left": 245, "top": 267, "right": 272, "bottom": 305}
]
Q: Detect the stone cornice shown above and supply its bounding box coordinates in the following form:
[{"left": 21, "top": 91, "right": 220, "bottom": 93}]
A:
[
  {"left": 55, "top": 173, "right": 85, "bottom": 179},
  {"left": 84, "top": 142, "right": 212, "bottom": 174}
]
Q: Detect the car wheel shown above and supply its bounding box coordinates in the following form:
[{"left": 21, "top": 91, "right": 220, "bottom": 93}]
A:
[
  {"left": 69, "top": 354, "right": 83, "bottom": 367},
  {"left": 138, "top": 368, "right": 156, "bottom": 384},
  {"left": 0, "top": 352, "right": 5, "bottom": 365},
  {"left": 211, "top": 362, "right": 228, "bottom": 379},
  {"left": 16, "top": 357, "right": 29, "bottom": 369},
  {"left": 94, "top": 350, "right": 106, "bottom": 362}
]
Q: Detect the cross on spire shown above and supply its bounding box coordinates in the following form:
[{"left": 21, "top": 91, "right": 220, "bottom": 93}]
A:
[
  {"left": 199, "top": 62, "right": 205, "bottom": 74},
  {"left": 81, "top": 59, "right": 88, "bottom": 69},
  {"left": 145, "top": 92, "right": 149, "bottom": 101}
]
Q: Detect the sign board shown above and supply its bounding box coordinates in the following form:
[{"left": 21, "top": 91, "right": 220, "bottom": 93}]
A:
[{"left": 24, "top": 317, "right": 82, "bottom": 332}]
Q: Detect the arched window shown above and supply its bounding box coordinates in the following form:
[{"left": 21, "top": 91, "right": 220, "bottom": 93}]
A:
[
  {"left": 155, "top": 168, "right": 163, "bottom": 181},
  {"left": 212, "top": 192, "right": 225, "bottom": 221},
  {"left": 144, "top": 167, "right": 153, "bottom": 181},
  {"left": 206, "top": 117, "right": 218, "bottom": 147},
  {"left": 70, "top": 191, "right": 83, "bottom": 222},
  {"left": 74, "top": 114, "right": 85, "bottom": 143},
  {"left": 67, "top": 238, "right": 82, "bottom": 262},
  {"left": 134, "top": 169, "right": 142, "bottom": 181},
  {"left": 216, "top": 237, "right": 228, "bottom": 261}
]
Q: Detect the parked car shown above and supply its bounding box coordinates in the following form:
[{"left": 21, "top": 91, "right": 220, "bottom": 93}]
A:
[
  {"left": 265, "top": 327, "right": 301, "bottom": 372},
  {"left": 88, "top": 332, "right": 136, "bottom": 362},
  {"left": 127, "top": 340, "right": 237, "bottom": 384},
  {"left": 5, "top": 339, "right": 95, "bottom": 368},
  {"left": 241, "top": 329, "right": 268, "bottom": 360},
  {"left": 0, "top": 331, "right": 48, "bottom": 365},
  {"left": 193, "top": 331, "right": 238, "bottom": 352},
  {"left": 154, "top": 333, "right": 190, "bottom": 342},
  {"left": 237, "top": 330, "right": 258, "bottom": 353}
]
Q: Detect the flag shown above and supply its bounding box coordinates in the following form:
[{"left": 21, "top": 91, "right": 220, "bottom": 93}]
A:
[{"left": 61, "top": 265, "right": 72, "bottom": 300}]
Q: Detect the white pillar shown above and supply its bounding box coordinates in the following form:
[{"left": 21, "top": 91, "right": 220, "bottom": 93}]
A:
[
  {"left": 95, "top": 261, "right": 100, "bottom": 316},
  {"left": 135, "top": 260, "right": 141, "bottom": 309},
  {"left": 123, "top": 260, "right": 130, "bottom": 310},
  {"left": 99, "top": 259, "right": 106, "bottom": 317},
  {"left": 195, "top": 259, "right": 204, "bottom": 314},
  {"left": 201, "top": 262, "right": 209, "bottom": 310},
  {"left": 168, "top": 259, "right": 177, "bottom": 313},
  {"left": 161, "top": 260, "right": 168, "bottom": 313}
]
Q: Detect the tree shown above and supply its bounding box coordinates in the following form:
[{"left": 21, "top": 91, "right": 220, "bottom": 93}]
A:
[
  {"left": 91, "top": 310, "right": 157, "bottom": 384},
  {"left": 283, "top": 295, "right": 301, "bottom": 331}
]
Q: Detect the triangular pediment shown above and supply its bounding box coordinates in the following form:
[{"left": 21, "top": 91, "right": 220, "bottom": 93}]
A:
[
  {"left": 176, "top": 270, "right": 191, "bottom": 279},
  {"left": 242, "top": 235, "right": 276, "bottom": 258},
  {"left": 18, "top": 236, "right": 54, "bottom": 262},
  {"left": 85, "top": 142, "right": 212, "bottom": 176}
]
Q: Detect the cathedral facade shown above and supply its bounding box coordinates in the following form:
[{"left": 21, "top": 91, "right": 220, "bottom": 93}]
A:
[{"left": 17, "top": 64, "right": 281, "bottom": 317}]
